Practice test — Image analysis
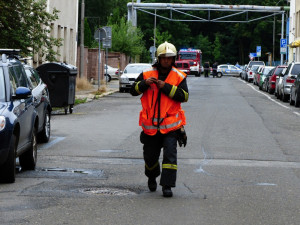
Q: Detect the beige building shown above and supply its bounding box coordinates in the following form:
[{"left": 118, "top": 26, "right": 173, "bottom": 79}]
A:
[
  {"left": 288, "top": 0, "right": 300, "bottom": 63},
  {"left": 34, "top": 0, "right": 79, "bottom": 67}
]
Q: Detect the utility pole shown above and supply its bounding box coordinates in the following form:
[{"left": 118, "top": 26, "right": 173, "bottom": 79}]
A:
[{"left": 80, "top": 0, "right": 85, "bottom": 78}]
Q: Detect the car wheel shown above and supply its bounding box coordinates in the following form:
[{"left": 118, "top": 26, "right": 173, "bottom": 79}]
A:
[
  {"left": 105, "top": 74, "right": 111, "bottom": 82},
  {"left": 282, "top": 93, "right": 288, "bottom": 102},
  {"left": 259, "top": 83, "right": 262, "bottom": 90},
  {"left": 69, "top": 105, "right": 73, "bottom": 114},
  {"left": 0, "top": 134, "right": 16, "bottom": 183},
  {"left": 38, "top": 110, "right": 51, "bottom": 143},
  {"left": 289, "top": 93, "right": 295, "bottom": 105},
  {"left": 19, "top": 128, "right": 37, "bottom": 170},
  {"left": 295, "top": 92, "right": 300, "bottom": 107},
  {"left": 217, "top": 72, "right": 222, "bottom": 78}
]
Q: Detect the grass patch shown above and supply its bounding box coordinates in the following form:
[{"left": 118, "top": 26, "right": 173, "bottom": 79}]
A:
[{"left": 75, "top": 98, "right": 87, "bottom": 105}]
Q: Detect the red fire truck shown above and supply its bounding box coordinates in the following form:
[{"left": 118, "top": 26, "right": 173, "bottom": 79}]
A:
[{"left": 177, "top": 48, "right": 202, "bottom": 77}]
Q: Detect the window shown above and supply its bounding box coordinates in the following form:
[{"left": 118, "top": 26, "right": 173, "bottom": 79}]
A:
[
  {"left": 291, "top": 64, "right": 300, "bottom": 76},
  {"left": 25, "top": 69, "right": 38, "bottom": 88},
  {"left": 13, "top": 65, "right": 28, "bottom": 87},
  {"left": 8, "top": 67, "right": 17, "bottom": 95}
]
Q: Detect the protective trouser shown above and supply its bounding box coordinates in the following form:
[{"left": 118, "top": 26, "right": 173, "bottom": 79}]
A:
[{"left": 140, "top": 130, "right": 178, "bottom": 187}]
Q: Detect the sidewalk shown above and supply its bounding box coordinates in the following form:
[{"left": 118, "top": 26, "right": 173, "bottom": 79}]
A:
[{"left": 75, "top": 83, "right": 119, "bottom": 102}]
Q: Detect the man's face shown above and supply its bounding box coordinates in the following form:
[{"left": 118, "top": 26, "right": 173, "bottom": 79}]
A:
[{"left": 159, "top": 56, "right": 173, "bottom": 69}]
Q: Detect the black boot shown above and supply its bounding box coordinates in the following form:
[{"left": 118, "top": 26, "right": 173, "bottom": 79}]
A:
[
  {"left": 148, "top": 178, "right": 157, "bottom": 192},
  {"left": 162, "top": 186, "right": 173, "bottom": 197}
]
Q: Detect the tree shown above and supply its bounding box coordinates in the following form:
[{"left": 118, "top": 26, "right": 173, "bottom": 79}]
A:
[
  {"left": 84, "top": 18, "right": 93, "bottom": 48},
  {"left": 0, "top": 0, "right": 62, "bottom": 61},
  {"left": 109, "top": 17, "right": 146, "bottom": 59}
]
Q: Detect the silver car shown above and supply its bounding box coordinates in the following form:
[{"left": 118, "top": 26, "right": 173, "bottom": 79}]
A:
[
  {"left": 119, "top": 63, "right": 152, "bottom": 92},
  {"left": 277, "top": 62, "right": 300, "bottom": 102}
]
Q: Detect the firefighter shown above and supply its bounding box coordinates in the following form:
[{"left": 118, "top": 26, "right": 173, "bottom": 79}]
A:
[{"left": 130, "top": 41, "right": 188, "bottom": 197}]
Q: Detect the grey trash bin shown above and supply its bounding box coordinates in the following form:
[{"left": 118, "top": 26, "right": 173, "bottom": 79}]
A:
[{"left": 36, "top": 62, "right": 77, "bottom": 114}]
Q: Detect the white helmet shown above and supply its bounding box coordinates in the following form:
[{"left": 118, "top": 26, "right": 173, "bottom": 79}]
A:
[{"left": 156, "top": 41, "right": 177, "bottom": 57}]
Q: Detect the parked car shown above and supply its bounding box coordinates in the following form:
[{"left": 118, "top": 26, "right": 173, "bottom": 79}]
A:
[
  {"left": 104, "top": 64, "right": 119, "bottom": 82},
  {"left": 119, "top": 63, "right": 152, "bottom": 92},
  {"left": 246, "top": 61, "right": 265, "bottom": 82},
  {"left": 259, "top": 66, "right": 275, "bottom": 91},
  {"left": 266, "top": 65, "right": 287, "bottom": 94},
  {"left": 216, "top": 64, "right": 242, "bottom": 77},
  {"left": 252, "top": 65, "right": 263, "bottom": 85},
  {"left": 175, "top": 61, "right": 190, "bottom": 75},
  {"left": 24, "top": 64, "right": 51, "bottom": 143},
  {"left": 0, "top": 50, "right": 38, "bottom": 183},
  {"left": 290, "top": 73, "right": 300, "bottom": 107},
  {"left": 277, "top": 62, "right": 300, "bottom": 102}
]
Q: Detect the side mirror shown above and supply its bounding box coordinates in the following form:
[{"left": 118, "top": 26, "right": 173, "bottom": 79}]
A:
[{"left": 13, "top": 87, "right": 32, "bottom": 99}]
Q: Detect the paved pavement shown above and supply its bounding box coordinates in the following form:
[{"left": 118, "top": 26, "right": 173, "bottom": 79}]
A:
[{"left": 75, "top": 80, "right": 119, "bottom": 102}]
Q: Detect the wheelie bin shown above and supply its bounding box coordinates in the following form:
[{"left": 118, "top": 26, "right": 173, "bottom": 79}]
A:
[{"left": 36, "top": 62, "right": 77, "bottom": 114}]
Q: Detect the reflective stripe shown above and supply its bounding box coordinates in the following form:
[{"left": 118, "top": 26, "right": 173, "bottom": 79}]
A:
[
  {"left": 152, "top": 117, "right": 164, "bottom": 123},
  {"left": 162, "top": 164, "right": 177, "bottom": 170},
  {"left": 183, "top": 89, "right": 189, "bottom": 102},
  {"left": 135, "top": 81, "right": 142, "bottom": 95},
  {"left": 145, "top": 161, "right": 159, "bottom": 171},
  {"left": 172, "top": 68, "right": 186, "bottom": 79},
  {"left": 169, "top": 85, "right": 177, "bottom": 98},
  {"left": 142, "top": 119, "right": 182, "bottom": 130}
]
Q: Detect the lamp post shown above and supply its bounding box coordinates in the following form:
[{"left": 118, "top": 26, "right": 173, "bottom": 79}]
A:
[{"left": 80, "top": 0, "right": 85, "bottom": 78}]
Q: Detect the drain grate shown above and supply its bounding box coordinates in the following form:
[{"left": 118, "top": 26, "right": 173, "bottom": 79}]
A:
[{"left": 81, "top": 187, "right": 137, "bottom": 196}]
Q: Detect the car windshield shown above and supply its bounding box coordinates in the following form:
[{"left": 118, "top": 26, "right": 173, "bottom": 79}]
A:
[
  {"left": 291, "top": 64, "right": 300, "bottom": 75},
  {"left": 179, "top": 52, "right": 197, "bottom": 60},
  {"left": 124, "top": 65, "right": 151, "bottom": 73},
  {"left": 0, "top": 68, "right": 5, "bottom": 101}
]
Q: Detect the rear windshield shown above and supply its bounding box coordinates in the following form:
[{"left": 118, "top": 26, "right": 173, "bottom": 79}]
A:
[
  {"left": 274, "top": 67, "right": 284, "bottom": 75},
  {"left": 0, "top": 68, "right": 5, "bottom": 101},
  {"left": 249, "top": 61, "right": 264, "bottom": 68},
  {"left": 291, "top": 64, "right": 300, "bottom": 75},
  {"left": 263, "top": 67, "right": 274, "bottom": 75}
]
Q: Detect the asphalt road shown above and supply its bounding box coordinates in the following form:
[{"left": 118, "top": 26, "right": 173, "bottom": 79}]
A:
[{"left": 1, "top": 76, "right": 300, "bottom": 225}]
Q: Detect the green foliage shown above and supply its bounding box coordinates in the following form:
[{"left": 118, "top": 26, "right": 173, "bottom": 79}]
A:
[
  {"left": 84, "top": 18, "right": 93, "bottom": 48},
  {"left": 109, "top": 17, "right": 145, "bottom": 59},
  {"left": 151, "top": 29, "right": 173, "bottom": 46},
  {"left": 0, "top": 0, "right": 62, "bottom": 61}
]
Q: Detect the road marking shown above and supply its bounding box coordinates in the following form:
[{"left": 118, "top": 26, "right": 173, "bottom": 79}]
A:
[
  {"left": 238, "top": 78, "right": 300, "bottom": 116},
  {"left": 38, "top": 136, "right": 65, "bottom": 150}
]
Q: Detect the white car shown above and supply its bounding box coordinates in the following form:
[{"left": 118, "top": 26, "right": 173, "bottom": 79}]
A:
[
  {"left": 119, "top": 63, "right": 152, "bottom": 92},
  {"left": 104, "top": 64, "right": 119, "bottom": 82},
  {"left": 217, "top": 64, "right": 242, "bottom": 77}
]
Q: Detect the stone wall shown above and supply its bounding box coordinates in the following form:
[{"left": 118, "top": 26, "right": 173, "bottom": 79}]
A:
[{"left": 76, "top": 47, "right": 129, "bottom": 82}]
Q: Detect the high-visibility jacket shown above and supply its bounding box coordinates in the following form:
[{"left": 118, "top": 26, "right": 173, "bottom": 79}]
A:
[{"left": 139, "top": 67, "right": 187, "bottom": 135}]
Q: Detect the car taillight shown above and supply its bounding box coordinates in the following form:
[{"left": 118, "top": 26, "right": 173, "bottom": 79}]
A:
[
  {"left": 286, "top": 78, "right": 295, "bottom": 83},
  {"left": 250, "top": 72, "right": 252, "bottom": 75},
  {"left": 115, "top": 70, "right": 119, "bottom": 75}
]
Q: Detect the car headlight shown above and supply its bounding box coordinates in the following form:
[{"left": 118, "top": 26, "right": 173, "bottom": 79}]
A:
[
  {"left": 0, "top": 116, "right": 6, "bottom": 131},
  {"left": 120, "top": 77, "right": 129, "bottom": 83}
]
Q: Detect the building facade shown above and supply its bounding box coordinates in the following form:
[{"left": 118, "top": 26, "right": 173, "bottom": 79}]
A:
[
  {"left": 33, "top": 0, "right": 79, "bottom": 67},
  {"left": 288, "top": 0, "right": 300, "bottom": 63}
]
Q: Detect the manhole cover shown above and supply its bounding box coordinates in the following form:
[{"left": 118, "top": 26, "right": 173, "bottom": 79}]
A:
[{"left": 81, "top": 188, "right": 137, "bottom": 196}]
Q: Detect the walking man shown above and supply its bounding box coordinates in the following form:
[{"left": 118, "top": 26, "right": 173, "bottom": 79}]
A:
[{"left": 130, "top": 41, "right": 188, "bottom": 197}]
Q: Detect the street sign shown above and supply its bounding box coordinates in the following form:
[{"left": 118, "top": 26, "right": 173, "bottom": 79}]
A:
[
  {"left": 256, "top": 46, "right": 261, "bottom": 57},
  {"left": 102, "top": 26, "right": 112, "bottom": 48},
  {"left": 250, "top": 53, "right": 257, "bottom": 58},
  {"left": 94, "top": 28, "right": 106, "bottom": 40},
  {"left": 280, "top": 38, "right": 287, "bottom": 48},
  {"left": 280, "top": 38, "right": 287, "bottom": 54}
]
